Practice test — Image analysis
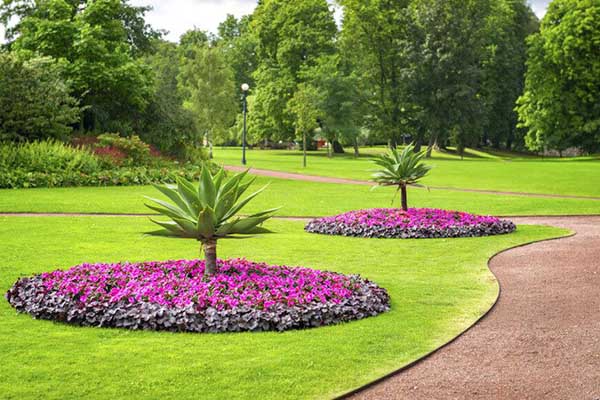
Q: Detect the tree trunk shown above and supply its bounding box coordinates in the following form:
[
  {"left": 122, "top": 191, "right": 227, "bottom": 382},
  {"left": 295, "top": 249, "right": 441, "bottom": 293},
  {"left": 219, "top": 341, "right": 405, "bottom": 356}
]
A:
[
  {"left": 414, "top": 133, "right": 423, "bottom": 153},
  {"left": 400, "top": 184, "right": 408, "bottom": 211},
  {"left": 426, "top": 134, "right": 436, "bottom": 158},
  {"left": 327, "top": 141, "right": 332, "bottom": 158},
  {"left": 203, "top": 239, "right": 217, "bottom": 276},
  {"left": 353, "top": 138, "right": 359, "bottom": 158},
  {"left": 303, "top": 132, "right": 307, "bottom": 167},
  {"left": 332, "top": 140, "right": 345, "bottom": 154}
]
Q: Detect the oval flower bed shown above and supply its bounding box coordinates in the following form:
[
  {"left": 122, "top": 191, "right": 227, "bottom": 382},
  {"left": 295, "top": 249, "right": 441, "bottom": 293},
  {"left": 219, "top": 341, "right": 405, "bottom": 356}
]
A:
[
  {"left": 305, "top": 208, "right": 516, "bottom": 239},
  {"left": 5, "top": 259, "right": 390, "bottom": 333}
]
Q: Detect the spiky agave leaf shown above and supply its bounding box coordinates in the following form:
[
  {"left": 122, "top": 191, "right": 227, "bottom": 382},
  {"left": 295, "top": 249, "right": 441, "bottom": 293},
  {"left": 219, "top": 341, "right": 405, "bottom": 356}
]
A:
[
  {"left": 371, "top": 143, "right": 432, "bottom": 187},
  {"left": 145, "top": 164, "right": 279, "bottom": 242}
]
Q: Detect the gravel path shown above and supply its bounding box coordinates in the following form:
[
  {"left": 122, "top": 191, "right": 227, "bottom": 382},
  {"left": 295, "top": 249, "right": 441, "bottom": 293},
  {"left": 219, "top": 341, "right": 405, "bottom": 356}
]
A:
[
  {"left": 223, "top": 165, "right": 600, "bottom": 201},
  {"left": 346, "top": 216, "right": 600, "bottom": 400}
]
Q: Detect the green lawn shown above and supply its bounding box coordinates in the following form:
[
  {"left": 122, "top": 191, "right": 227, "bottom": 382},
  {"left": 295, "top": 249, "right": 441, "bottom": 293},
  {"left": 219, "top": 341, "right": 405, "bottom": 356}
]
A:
[
  {"left": 213, "top": 147, "right": 600, "bottom": 197},
  {"left": 2, "top": 177, "right": 600, "bottom": 216},
  {"left": 0, "top": 216, "right": 567, "bottom": 399}
]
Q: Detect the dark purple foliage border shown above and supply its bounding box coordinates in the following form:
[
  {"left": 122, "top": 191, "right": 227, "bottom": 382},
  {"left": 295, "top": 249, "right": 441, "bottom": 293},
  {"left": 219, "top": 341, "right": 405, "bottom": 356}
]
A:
[{"left": 5, "top": 274, "right": 390, "bottom": 333}]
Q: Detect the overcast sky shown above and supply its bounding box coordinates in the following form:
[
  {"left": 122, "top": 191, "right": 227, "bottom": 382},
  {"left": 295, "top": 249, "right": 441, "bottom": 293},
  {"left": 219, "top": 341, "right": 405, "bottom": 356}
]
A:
[{"left": 1, "top": 0, "right": 552, "bottom": 44}]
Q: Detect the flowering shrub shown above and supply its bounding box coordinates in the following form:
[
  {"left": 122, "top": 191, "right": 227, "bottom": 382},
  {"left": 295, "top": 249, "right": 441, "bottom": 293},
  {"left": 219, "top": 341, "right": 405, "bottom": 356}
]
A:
[
  {"left": 6, "top": 259, "right": 390, "bottom": 333},
  {"left": 305, "top": 208, "right": 516, "bottom": 239}
]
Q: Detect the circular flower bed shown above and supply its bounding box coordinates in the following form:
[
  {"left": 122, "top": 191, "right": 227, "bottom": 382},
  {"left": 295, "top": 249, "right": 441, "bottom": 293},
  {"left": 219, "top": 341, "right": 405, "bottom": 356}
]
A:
[
  {"left": 305, "top": 208, "right": 516, "bottom": 239},
  {"left": 5, "top": 259, "right": 390, "bottom": 333}
]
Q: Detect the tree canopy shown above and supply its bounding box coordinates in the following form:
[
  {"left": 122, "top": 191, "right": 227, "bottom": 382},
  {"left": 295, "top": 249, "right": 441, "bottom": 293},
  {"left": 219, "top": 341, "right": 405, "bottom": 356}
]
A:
[{"left": 517, "top": 0, "right": 600, "bottom": 154}]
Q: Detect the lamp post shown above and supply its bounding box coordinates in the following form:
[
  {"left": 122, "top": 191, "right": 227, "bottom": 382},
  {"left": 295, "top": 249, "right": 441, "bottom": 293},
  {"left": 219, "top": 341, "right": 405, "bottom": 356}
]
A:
[{"left": 241, "top": 83, "right": 250, "bottom": 165}]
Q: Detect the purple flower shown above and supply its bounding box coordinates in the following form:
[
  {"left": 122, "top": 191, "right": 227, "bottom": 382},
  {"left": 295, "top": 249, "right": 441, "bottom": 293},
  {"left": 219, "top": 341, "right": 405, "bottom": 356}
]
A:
[{"left": 305, "top": 208, "right": 516, "bottom": 239}]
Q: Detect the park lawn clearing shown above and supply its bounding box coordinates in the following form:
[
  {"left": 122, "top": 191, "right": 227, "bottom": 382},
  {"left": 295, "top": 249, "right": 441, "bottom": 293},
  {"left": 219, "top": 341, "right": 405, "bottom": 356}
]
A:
[
  {"left": 1, "top": 178, "right": 600, "bottom": 216},
  {"left": 213, "top": 147, "right": 600, "bottom": 197},
  {"left": 0, "top": 216, "right": 567, "bottom": 399}
]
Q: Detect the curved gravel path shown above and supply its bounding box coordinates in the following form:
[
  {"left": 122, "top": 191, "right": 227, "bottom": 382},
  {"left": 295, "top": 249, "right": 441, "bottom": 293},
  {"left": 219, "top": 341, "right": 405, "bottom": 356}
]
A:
[
  {"left": 223, "top": 165, "right": 600, "bottom": 201},
  {"left": 346, "top": 216, "right": 600, "bottom": 400}
]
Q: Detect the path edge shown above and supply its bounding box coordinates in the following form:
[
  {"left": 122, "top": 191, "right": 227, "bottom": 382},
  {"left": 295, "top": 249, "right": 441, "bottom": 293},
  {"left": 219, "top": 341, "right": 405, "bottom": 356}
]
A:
[{"left": 333, "top": 227, "right": 576, "bottom": 400}]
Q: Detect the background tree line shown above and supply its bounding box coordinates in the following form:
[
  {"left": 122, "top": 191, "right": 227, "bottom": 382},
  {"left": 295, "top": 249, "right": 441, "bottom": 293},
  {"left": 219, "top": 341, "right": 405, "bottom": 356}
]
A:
[{"left": 0, "top": 0, "right": 598, "bottom": 158}]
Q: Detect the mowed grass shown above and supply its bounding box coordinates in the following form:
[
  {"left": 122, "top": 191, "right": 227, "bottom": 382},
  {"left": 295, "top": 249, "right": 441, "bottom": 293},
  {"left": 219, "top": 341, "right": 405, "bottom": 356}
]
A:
[
  {"left": 213, "top": 147, "right": 600, "bottom": 197},
  {"left": 0, "top": 216, "right": 566, "bottom": 399},
  {"left": 1, "top": 177, "right": 600, "bottom": 216}
]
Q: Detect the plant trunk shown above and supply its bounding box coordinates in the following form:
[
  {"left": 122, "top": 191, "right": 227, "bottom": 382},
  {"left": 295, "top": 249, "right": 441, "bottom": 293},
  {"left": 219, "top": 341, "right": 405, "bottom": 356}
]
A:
[
  {"left": 400, "top": 184, "right": 408, "bottom": 211},
  {"left": 327, "top": 141, "right": 332, "bottom": 158},
  {"left": 332, "top": 140, "right": 345, "bottom": 154},
  {"left": 353, "top": 138, "right": 359, "bottom": 158},
  {"left": 203, "top": 239, "right": 217, "bottom": 276},
  {"left": 426, "top": 134, "right": 436, "bottom": 158},
  {"left": 303, "top": 132, "right": 307, "bottom": 167}
]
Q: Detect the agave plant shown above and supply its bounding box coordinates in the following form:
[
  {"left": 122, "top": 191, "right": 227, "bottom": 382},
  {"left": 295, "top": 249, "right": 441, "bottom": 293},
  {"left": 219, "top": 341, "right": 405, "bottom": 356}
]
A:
[
  {"left": 371, "top": 144, "right": 432, "bottom": 211},
  {"left": 145, "top": 165, "right": 279, "bottom": 277}
]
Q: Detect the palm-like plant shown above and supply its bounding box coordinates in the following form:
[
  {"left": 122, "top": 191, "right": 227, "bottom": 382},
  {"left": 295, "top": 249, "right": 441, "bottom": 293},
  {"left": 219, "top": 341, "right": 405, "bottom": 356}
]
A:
[
  {"left": 371, "top": 144, "right": 432, "bottom": 211},
  {"left": 145, "top": 165, "right": 279, "bottom": 277}
]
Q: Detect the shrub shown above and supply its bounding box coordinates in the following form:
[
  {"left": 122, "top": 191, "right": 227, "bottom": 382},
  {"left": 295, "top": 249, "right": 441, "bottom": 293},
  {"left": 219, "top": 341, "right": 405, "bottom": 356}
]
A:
[
  {"left": 0, "top": 54, "right": 80, "bottom": 141},
  {"left": 305, "top": 208, "right": 516, "bottom": 239},
  {"left": 0, "top": 166, "right": 205, "bottom": 189},
  {"left": 6, "top": 258, "right": 391, "bottom": 333},
  {"left": 97, "top": 133, "right": 152, "bottom": 165},
  {"left": 0, "top": 140, "right": 103, "bottom": 174},
  {"left": 0, "top": 140, "right": 215, "bottom": 189}
]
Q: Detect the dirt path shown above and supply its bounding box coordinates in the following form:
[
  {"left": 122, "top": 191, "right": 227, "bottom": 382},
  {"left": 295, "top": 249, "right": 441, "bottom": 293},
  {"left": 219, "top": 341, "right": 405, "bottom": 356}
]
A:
[
  {"left": 224, "top": 165, "right": 600, "bottom": 201},
  {"left": 346, "top": 216, "right": 600, "bottom": 400}
]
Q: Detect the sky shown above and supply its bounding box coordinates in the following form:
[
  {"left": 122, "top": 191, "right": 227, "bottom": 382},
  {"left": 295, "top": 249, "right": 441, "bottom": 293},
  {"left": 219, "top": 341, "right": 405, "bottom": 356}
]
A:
[{"left": 1, "top": 0, "right": 552, "bottom": 44}]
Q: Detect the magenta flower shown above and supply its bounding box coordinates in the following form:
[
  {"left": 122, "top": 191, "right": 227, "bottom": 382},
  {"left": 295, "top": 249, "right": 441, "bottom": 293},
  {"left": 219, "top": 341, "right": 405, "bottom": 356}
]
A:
[{"left": 305, "top": 208, "right": 516, "bottom": 239}]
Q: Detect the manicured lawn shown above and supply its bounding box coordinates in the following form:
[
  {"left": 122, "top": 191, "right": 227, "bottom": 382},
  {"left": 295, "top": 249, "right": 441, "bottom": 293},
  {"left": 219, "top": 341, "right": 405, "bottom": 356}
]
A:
[
  {"left": 0, "top": 216, "right": 566, "bottom": 399},
  {"left": 2, "top": 178, "right": 600, "bottom": 216},
  {"left": 213, "top": 147, "right": 600, "bottom": 197}
]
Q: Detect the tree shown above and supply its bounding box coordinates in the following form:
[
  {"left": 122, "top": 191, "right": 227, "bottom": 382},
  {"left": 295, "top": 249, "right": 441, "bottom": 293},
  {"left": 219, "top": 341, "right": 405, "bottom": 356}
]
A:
[
  {"left": 0, "top": 53, "right": 80, "bottom": 140},
  {"left": 517, "top": 0, "right": 600, "bottom": 154},
  {"left": 339, "top": 0, "right": 416, "bottom": 149},
  {"left": 178, "top": 42, "right": 237, "bottom": 158},
  {"left": 2, "top": 0, "right": 158, "bottom": 133},
  {"left": 411, "top": 0, "right": 495, "bottom": 157},
  {"left": 371, "top": 144, "right": 432, "bottom": 211},
  {"left": 138, "top": 40, "right": 198, "bottom": 157},
  {"left": 287, "top": 84, "right": 322, "bottom": 167},
  {"left": 302, "top": 54, "right": 364, "bottom": 157},
  {"left": 480, "top": 0, "right": 538, "bottom": 150},
  {"left": 250, "top": 0, "right": 337, "bottom": 143},
  {"left": 216, "top": 14, "right": 257, "bottom": 98},
  {"left": 146, "top": 166, "right": 279, "bottom": 277}
]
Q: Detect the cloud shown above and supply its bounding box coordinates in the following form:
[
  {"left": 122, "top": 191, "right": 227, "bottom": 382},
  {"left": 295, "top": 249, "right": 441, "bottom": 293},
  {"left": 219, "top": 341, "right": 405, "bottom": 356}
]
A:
[{"left": 130, "top": 0, "right": 258, "bottom": 42}]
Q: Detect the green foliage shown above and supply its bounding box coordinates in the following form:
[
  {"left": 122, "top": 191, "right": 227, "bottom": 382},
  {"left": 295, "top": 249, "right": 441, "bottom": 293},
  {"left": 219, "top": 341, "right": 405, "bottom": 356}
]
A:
[
  {"left": 480, "top": 0, "right": 538, "bottom": 150},
  {"left": 0, "top": 140, "right": 209, "bottom": 189},
  {"left": 0, "top": 166, "right": 205, "bottom": 189},
  {"left": 216, "top": 14, "right": 258, "bottom": 101},
  {"left": 97, "top": 133, "right": 151, "bottom": 165},
  {"left": 0, "top": 53, "right": 80, "bottom": 140},
  {"left": 339, "top": 0, "right": 415, "bottom": 147},
  {"left": 339, "top": 0, "right": 538, "bottom": 155},
  {"left": 372, "top": 144, "right": 432, "bottom": 210},
  {"left": 138, "top": 40, "right": 198, "bottom": 156},
  {"left": 146, "top": 165, "right": 278, "bottom": 275},
  {"left": 2, "top": 0, "right": 157, "bottom": 133},
  {"left": 251, "top": 0, "right": 337, "bottom": 143},
  {"left": 178, "top": 43, "right": 237, "bottom": 156},
  {"left": 287, "top": 84, "right": 322, "bottom": 166},
  {"left": 517, "top": 0, "right": 600, "bottom": 153},
  {"left": 0, "top": 140, "right": 102, "bottom": 174}
]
